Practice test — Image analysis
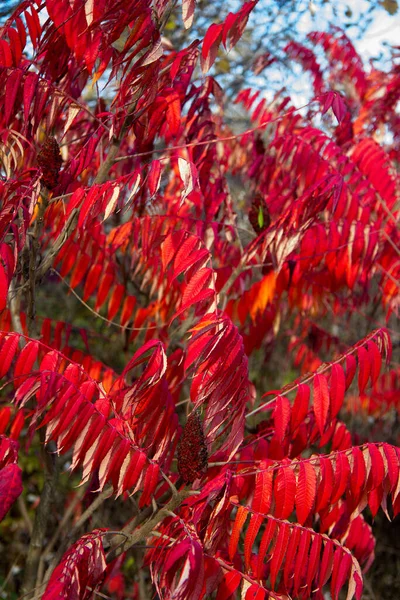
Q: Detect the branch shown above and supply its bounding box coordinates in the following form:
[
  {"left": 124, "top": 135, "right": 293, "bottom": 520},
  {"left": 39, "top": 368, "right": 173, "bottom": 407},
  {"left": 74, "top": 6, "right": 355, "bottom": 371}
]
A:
[
  {"left": 27, "top": 188, "right": 49, "bottom": 332},
  {"left": 218, "top": 255, "right": 247, "bottom": 307},
  {"left": 8, "top": 279, "right": 24, "bottom": 337},
  {"left": 114, "top": 101, "right": 312, "bottom": 164},
  {"left": 51, "top": 269, "right": 159, "bottom": 332},
  {"left": 17, "top": 495, "right": 33, "bottom": 535},
  {"left": 106, "top": 489, "right": 192, "bottom": 563},
  {"left": 34, "top": 206, "right": 79, "bottom": 282},
  {"left": 21, "top": 433, "right": 59, "bottom": 599}
]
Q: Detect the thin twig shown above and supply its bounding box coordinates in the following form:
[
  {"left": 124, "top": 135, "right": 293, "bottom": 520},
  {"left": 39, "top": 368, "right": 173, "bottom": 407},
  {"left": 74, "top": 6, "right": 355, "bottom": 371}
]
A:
[
  {"left": 36, "top": 486, "right": 86, "bottom": 587},
  {"left": 42, "top": 486, "right": 113, "bottom": 586},
  {"left": 51, "top": 269, "right": 159, "bottom": 331},
  {"left": 114, "top": 102, "right": 312, "bottom": 163},
  {"left": 246, "top": 329, "right": 388, "bottom": 419},
  {"left": 17, "top": 496, "right": 33, "bottom": 535}
]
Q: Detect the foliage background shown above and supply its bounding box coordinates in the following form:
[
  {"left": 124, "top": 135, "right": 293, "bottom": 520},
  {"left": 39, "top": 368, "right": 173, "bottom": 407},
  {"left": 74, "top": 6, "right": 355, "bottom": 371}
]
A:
[{"left": 0, "top": 0, "right": 399, "bottom": 598}]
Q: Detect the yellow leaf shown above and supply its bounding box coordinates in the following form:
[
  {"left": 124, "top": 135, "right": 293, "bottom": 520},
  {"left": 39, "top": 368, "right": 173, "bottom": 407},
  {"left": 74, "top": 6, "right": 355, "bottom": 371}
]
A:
[
  {"left": 381, "top": 0, "right": 398, "bottom": 15},
  {"left": 249, "top": 271, "right": 276, "bottom": 321}
]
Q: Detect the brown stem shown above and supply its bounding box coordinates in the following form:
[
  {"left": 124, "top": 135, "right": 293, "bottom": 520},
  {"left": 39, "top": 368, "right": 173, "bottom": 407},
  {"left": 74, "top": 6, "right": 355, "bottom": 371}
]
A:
[
  {"left": 21, "top": 433, "right": 58, "bottom": 599},
  {"left": 218, "top": 255, "right": 247, "bottom": 307},
  {"left": 106, "top": 489, "right": 191, "bottom": 563},
  {"left": 133, "top": 547, "right": 148, "bottom": 600},
  {"left": 35, "top": 207, "right": 79, "bottom": 282},
  {"left": 8, "top": 279, "right": 24, "bottom": 337},
  {"left": 17, "top": 495, "right": 33, "bottom": 535},
  {"left": 28, "top": 188, "right": 49, "bottom": 334}
]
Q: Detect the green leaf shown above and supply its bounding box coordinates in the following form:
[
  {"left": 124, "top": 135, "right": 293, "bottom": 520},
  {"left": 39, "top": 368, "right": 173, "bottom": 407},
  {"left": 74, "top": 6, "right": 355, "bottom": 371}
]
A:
[{"left": 258, "top": 205, "right": 264, "bottom": 229}]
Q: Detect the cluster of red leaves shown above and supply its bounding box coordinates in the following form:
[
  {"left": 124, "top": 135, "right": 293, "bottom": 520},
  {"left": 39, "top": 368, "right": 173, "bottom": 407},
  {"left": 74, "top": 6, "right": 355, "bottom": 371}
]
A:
[{"left": 0, "top": 2, "right": 399, "bottom": 600}]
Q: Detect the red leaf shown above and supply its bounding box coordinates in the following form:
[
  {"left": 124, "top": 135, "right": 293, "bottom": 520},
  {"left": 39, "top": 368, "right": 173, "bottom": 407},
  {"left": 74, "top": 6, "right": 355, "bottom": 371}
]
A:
[
  {"left": 148, "top": 160, "right": 162, "bottom": 196},
  {"left": 0, "top": 335, "right": 19, "bottom": 379},
  {"left": 43, "top": 530, "right": 107, "bottom": 600},
  {"left": 165, "top": 92, "right": 181, "bottom": 136},
  {"left": 245, "top": 584, "right": 266, "bottom": 600},
  {"left": 244, "top": 513, "right": 262, "bottom": 569},
  {"left": 349, "top": 446, "right": 366, "bottom": 506},
  {"left": 201, "top": 23, "right": 223, "bottom": 72},
  {"left": 315, "top": 456, "right": 334, "bottom": 512},
  {"left": 331, "top": 549, "right": 352, "bottom": 599},
  {"left": 368, "top": 487, "right": 382, "bottom": 518},
  {"left": 382, "top": 444, "right": 400, "bottom": 498},
  {"left": 306, "top": 532, "right": 322, "bottom": 593},
  {"left": 318, "top": 538, "right": 334, "bottom": 588},
  {"left": 252, "top": 465, "right": 273, "bottom": 515},
  {"left": 331, "top": 93, "right": 348, "bottom": 124},
  {"left": 8, "top": 27, "right": 23, "bottom": 65},
  {"left": 108, "top": 284, "right": 125, "bottom": 322},
  {"left": 368, "top": 340, "right": 382, "bottom": 386},
  {"left": 357, "top": 346, "right": 370, "bottom": 394},
  {"left": 345, "top": 354, "right": 357, "bottom": 389},
  {"left": 24, "top": 7, "right": 41, "bottom": 48},
  {"left": 313, "top": 374, "right": 330, "bottom": 434},
  {"left": 273, "top": 395, "right": 291, "bottom": 443},
  {"left": 0, "top": 261, "right": 8, "bottom": 311},
  {"left": 245, "top": 466, "right": 273, "bottom": 569},
  {"left": 0, "top": 407, "right": 11, "bottom": 434},
  {"left": 119, "top": 451, "right": 147, "bottom": 494},
  {"left": 274, "top": 463, "right": 296, "bottom": 519},
  {"left": 182, "top": 0, "right": 195, "bottom": 28},
  {"left": 319, "top": 91, "right": 347, "bottom": 124},
  {"left": 120, "top": 295, "right": 136, "bottom": 327},
  {"left": 331, "top": 451, "right": 351, "bottom": 504},
  {"left": 173, "top": 267, "right": 214, "bottom": 321},
  {"left": 70, "top": 253, "right": 91, "bottom": 289},
  {"left": 0, "top": 463, "right": 23, "bottom": 521},
  {"left": 296, "top": 461, "right": 317, "bottom": 525},
  {"left": 222, "top": 2, "right": 256, "bottom": 50},
  {"left": 283, "top": 526, "right": 301, "bottom": 590},
  {"left": 216, "top": 571, "right": 242, "bottom": 600},
  {"left": 229, "top": 504, "right": 248, "bottom": 560},
  {"left": 367, "top": 443, "right": 385, "bottom": 490},
  {"left": 256, "top": 518, "right": 277, "bottom": 578},
  {"left": 139, "top": 462, "right": 159, "bottom": 508},
  {"left": 270, "top": 523, "right": 290, "bottom": 588},
  {"left": 78, "top": 186, "right": 101, "bottom": 228},
  {"left": 293, "top": 529, "right": 311, "bottom": 594},
  {"left": 10, "top": 410, "right": 25, "bottom": 440},
  {"left": 330, "top": 364, "right": 345, "bottom": 419},
  {"left": 290, "top": 384, "right": 310, "bottom": 432},
  {"left": 0, "top": 40, "right": 13, "bottom": 67},
  {"left": 83, "top": 263, "right": 103, "bottom": 301},
  {"left": 95, "top": 272, "right": 114, "bottom": 311}
]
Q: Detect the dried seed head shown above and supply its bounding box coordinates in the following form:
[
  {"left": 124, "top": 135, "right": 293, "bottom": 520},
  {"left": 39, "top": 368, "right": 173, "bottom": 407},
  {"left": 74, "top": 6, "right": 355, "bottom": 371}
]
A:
[
  {"left": 177, "top": 410, "right": 208, "bottom": 484},
  {"left": 37, "top": 136, "right": 62, "bottom": 190}
]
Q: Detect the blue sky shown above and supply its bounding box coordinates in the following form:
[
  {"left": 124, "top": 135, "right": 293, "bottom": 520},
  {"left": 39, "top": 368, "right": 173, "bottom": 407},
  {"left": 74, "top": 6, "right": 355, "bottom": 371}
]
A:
[{"left": 297, "top": 0, "right": 400, "bottom": 62}]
